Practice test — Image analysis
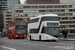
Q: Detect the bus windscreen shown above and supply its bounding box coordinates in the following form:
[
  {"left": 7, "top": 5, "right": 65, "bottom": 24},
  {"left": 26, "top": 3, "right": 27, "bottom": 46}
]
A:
[{"left": 16, "top": 29, "right": 26, "bottom": 35}]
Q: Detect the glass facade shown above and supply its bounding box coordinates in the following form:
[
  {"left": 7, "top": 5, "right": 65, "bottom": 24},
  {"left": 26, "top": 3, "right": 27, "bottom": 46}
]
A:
[{"left": 0, "top": 0, "right": 20, "bottom": 31}]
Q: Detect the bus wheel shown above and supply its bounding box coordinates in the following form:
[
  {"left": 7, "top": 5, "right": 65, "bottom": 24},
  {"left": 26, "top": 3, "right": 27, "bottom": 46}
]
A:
[
  {"left": 39, "top": 36, "right": 41, "bottom": 41},
  {"left": 30, "top": 35, "right": 32, "bottom": 40}
]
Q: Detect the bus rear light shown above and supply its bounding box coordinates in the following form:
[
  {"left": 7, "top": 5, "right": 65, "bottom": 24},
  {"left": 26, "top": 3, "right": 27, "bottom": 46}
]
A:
[{"left": 16, "top": 35, "right": 18, "bottom": 37}]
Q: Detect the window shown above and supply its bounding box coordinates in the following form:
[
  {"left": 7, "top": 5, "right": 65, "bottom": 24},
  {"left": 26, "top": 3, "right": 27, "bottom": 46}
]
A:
[
  {"left": 16, "top": 21, "right": 25, "bottom": 25},
  {"left": 41, "top": 27, "right": 59, "bottom": 35},
  {"left": 23, "top": 6, "right": 30, "bottom": 8},
  {"left": 19, "top": 6, "right": 22, "bottom": 9},
  {"left": 15, "top": 10, "right": 23, "bottom": 13},
  {"left": 31, "top": 6, "right": 38, "bottom": 8},
  {"left": 65, "top": 10, "right": 69, "bottom": 12},
  {"left": 39, "top": 6, "right": 45, "bottom": 8},
  {"left": 25, "top": 14, "right": 28, "bottom": 16},
  {"left": 30, "top": 29, "right": 38, "bottom": 33},
  {"left": 70, "top": 30, "right": 75, "bottom": 33},
  {"left": 47, "top": 6, "right": 53, "bottom": 8},
  {"left": 73, "top": 17, "right": 75, "bottom": 19},
  {"left": 47, "top": 23, "right": 58, "bottom": 26},
  {"left": 72, "top": 5, "right": 75, "bottom": 8},
  {"left": 54, "top": 6, "right": 60, "bottom": 8},
  {"left": 42, "top": 17, "right": 59, "bottom": 21},
  {"left": 39, "top": 10, "right": 46, "bottom": 12},
  {"left": 15, "top": 6, "right": 19, "bottom": 8},
  {"left": 16, "top": 29, "right": 26, "bottom": 35},
  {"left": 29, "top": 18, "right": 39, "bottom": 23},
  {"left": 69, "top": 17, "right": 73, "bottom": 19},
  {"left": 23, "top": 10, "right": 28, "bottom": 12}
]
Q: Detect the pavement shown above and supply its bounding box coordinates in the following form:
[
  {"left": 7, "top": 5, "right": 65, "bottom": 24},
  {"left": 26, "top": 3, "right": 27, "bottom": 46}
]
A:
[{"left": 60, "top": 38, "right": 75, "bottom": 41}]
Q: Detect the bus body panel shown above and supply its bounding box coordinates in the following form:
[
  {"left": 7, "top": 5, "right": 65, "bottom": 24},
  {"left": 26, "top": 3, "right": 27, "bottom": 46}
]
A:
[{"left": 29, "top": 34, "right": 58, "bottom": 40}]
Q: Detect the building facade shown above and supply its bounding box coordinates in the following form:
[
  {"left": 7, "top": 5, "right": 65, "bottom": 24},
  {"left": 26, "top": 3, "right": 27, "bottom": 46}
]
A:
[
  {"left": 60, "top": 0, "right": 75, "bottom": 5},
  {"left": 0, "top": 0, "right": 20, "bottom": 32},
  {"left": 4, "top": 10, "right": 12, "bottom": 32},
  {"left": 26, "top": 0, "right": 60, "bottom": 4},
  {"left": 10, "top": 4, "right": 75, "bottom": 34}
]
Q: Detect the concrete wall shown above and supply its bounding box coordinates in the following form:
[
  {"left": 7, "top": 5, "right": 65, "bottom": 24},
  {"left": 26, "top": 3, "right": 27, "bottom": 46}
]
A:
[{"left": 60, "top": 0, "right": 75, "bottom": 5}]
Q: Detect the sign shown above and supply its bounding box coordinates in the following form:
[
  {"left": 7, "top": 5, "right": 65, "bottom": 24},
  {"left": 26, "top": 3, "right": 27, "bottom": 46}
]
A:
[{"left": 16, "top": 25, "right": 25, "bottom": 28}]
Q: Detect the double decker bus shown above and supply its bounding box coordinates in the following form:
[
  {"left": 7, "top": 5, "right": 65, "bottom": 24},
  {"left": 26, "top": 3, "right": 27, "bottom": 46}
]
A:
[
  {"left": 7, "top": 20, "right": 27, "bottom": 39},
  {"left": 28, "top": 14, "right": 60, "bottom": 41}
]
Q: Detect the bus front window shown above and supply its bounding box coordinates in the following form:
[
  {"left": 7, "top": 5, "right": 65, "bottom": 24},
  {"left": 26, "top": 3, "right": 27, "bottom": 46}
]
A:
[
  {"left": 41, "top": 27, "right": 59, "bottom": 35},
  {"left": 16, "top": 29, "right": 26, "bottom": 35},
  {"left": 45, "top": 27, "right": 59, "bottom": 35}
]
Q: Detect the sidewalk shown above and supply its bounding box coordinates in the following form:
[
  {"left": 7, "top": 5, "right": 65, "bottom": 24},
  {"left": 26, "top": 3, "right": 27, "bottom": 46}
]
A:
[{"left": 60, "top": 38, "right": 75, "bottom": 41}]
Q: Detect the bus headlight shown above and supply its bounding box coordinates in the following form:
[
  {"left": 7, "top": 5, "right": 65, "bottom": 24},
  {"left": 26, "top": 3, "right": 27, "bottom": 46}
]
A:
[{"left": 16, "top": 35, "right": 18, "bottom": 37}]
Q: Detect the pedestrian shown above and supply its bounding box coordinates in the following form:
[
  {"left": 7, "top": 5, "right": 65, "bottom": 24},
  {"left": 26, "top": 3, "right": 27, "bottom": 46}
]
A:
[
  {"left": 62, "top": 29, "right": 68, "bottom": 39},
  {"left": 62, "top": 30, "right": 65, "bottom": 38}
]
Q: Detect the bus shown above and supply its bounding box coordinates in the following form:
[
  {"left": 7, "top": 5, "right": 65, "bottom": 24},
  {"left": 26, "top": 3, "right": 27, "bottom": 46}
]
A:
[
  {"left": 28, "top": 14, "right": 60, "bottom": 40},
  {"left": 7, "top": 20, "right": 27, "bottom": 39}
]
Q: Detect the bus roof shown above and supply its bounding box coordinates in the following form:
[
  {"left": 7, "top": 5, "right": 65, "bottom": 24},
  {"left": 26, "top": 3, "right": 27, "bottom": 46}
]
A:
[{"left": 30, "top": 14, "right": 58, "bottom": 20}]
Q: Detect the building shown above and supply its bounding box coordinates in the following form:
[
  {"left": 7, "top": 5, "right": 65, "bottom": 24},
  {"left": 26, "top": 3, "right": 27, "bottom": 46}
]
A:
[
  {"left": 9, "top": 4, "right": 75, "bottom": 34},
  {"left": 26, "top": 0, "right": 60, "bottom": 4},
  {"left": 60, "top": 0, "right": 75, "bottom": 5},
  {"left": 26, "top": 0, "right": 75, "bottom": 5},
  {"left": 0, "top": 0, "right": 20, "bottom": 32},
  {"left": 4, "top": 10, "right": 12, "bottom": 32}
]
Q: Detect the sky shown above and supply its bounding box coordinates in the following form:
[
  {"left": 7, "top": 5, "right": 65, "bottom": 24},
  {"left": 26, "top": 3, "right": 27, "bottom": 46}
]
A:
[{"left": 20, "top": 0, "right": 26, "bottom": 4}]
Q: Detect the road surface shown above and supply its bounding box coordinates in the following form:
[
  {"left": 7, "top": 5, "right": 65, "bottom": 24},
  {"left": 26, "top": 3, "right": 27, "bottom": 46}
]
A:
[{"left": 0, "top": 37, "right": 75, "bottom": 50}]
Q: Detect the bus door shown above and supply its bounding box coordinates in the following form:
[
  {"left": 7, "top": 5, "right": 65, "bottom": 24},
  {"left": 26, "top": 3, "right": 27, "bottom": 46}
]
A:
[{"left": 8, "top": 30, "right": 12, "bottom": 38}]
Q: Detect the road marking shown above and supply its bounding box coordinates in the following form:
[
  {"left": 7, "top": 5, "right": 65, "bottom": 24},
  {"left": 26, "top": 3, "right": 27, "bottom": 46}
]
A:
[{"left": 0, "top": 46, "right": 16, "bottom": 50}]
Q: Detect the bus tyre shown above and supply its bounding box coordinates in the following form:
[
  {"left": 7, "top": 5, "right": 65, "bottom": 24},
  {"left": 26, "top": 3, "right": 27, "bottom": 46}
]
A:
[
  {"left": 30, "top": 35, "right": 32, "bottom": 40},
  {"left": 39, "top": 36, "right": 41, "bottom": 41}
]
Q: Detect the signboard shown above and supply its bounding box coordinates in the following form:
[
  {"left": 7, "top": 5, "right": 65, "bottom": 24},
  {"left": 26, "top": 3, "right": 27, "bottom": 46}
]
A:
[{"left": 16, "top": 25, "right": 25, "bottom": 28}]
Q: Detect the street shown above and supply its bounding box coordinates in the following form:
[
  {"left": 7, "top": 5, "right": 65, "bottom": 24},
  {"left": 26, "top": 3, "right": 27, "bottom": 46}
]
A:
[{"left": 0, "top": 37, "right": 75, "bottom": 50}]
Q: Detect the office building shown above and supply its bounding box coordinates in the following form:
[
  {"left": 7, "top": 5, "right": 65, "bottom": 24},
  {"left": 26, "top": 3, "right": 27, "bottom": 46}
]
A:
[
  {"left": 4, "top": 10, "right": 12, "bottom": 32},
  {"left": 0, "top": 0, "right": 20, "bottom": 31}
]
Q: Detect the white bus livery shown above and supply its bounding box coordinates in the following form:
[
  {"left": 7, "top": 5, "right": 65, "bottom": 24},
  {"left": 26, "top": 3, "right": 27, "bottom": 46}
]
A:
[{"left": 28, "top": 14, "right": 60, "bottom": 40}]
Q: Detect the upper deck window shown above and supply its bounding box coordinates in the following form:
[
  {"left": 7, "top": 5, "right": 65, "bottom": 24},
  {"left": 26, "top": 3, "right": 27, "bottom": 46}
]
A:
[
  {"left": 16, "top": 21, "right": 25, "bottom": 25},
  {"left": 42, "top": 17, "right": 59, "bottom": 21},
  {"left": 29, "top": 18, "right": 39, "bottom": 23}
]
